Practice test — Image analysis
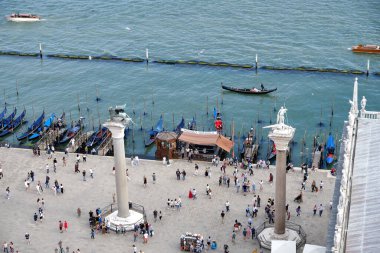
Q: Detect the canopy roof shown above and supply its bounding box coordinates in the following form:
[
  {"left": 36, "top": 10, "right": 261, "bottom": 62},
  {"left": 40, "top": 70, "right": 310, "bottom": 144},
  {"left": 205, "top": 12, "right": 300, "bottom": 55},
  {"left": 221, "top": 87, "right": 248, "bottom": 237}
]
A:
[
  {"left": 156, "top": 131, "right": 178, "bottom": 141},
  {"left": 178, "top": 129, "right": 233, "bottom": 152}
]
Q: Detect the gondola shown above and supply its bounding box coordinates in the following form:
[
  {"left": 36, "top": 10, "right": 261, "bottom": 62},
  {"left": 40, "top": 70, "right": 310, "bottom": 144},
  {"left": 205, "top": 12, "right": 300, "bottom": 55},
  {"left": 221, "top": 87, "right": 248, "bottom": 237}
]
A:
[
  {"left": 325, "top": 134, "right": 335, "bottom": 165},
  {"left": 86, "top": 127, "right": 109, "bottom": 148},
  {"left": 0, "top": 106, "right": 7, "bottom": 122},
  {"left": 59, "top": 118, "right": 83, "bottom": 144},
  {"left": 0, "top": 109, "right": 26, "bottom": 137},
  {"left": 221, "top": 84, "right": 277, "bottom": 95},
  {"left": 28, "top": 113, "right": 55, "bottom": 141},
  {"left": 174, "top": 117, "right": 185, "bottom": 133},
  {"left": 188, "top": 117, "right": 196, "bottom": 131},
  {"left": 144, "top": 115, "right": 163, "bottom": 147},
  {"left": 17, "top": 111, "right": 45, "bottom": 141},
  {"left": 0, "top": 107, "right": 17, "bottom": 130}
]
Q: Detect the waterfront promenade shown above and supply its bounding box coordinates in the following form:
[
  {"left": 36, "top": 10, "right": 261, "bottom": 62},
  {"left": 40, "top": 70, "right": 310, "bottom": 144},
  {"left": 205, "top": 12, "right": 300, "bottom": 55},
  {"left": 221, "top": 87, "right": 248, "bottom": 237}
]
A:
[{"left": 0, "top": 147, "right": 335, "bottom": 253}]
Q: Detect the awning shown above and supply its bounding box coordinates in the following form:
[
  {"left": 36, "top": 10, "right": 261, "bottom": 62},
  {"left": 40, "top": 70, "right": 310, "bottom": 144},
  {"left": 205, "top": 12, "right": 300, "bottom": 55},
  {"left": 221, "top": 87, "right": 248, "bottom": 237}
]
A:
[{"left": 178, "top": 129, "right": 234, "bottom": 152}]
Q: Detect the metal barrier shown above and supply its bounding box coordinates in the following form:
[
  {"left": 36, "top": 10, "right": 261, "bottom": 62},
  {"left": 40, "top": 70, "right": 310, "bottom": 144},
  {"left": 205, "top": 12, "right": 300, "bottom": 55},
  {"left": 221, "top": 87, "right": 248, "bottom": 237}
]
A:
[{"left": 256, "top": 221, "right": 307, "bottom": 249}]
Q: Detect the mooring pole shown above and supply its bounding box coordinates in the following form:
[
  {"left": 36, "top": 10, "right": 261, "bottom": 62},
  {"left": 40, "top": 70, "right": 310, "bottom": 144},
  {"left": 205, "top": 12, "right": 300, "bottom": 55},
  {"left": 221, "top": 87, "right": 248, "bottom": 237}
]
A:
[
  {"left": 146, "top": 48, "right": 149, "bottom": 64},
  {"left": 39, "top": 43, "right": 43, "bottom": 59},
  {"left": 255, "top": 54, "right": 258, "bottom": 71},
  {"left": 366, "top": 59, "right": 370, "bottom": 77}
]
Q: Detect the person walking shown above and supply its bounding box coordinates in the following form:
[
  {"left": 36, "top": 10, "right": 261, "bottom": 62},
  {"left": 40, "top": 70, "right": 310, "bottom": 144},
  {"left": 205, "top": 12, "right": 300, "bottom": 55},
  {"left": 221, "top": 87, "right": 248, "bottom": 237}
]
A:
[
  {"left": 225, "top": 201, "right": 230, "bottom": 212},
  {"left": 64, "top": 221, "right": 68, "bottom": 231},
  {"left": 152, "top": 173, "right": 156, "bottom": 184},
  {"left": 143, "top": 176, "right": 147, "bottom": 188},
  {"left": 59, "top": 221, "right": 63, "bottom": 233},
  {"left": 181, "top": 169, "right": 186, "bottom": 180},
  {"left": 90, "top": 228, "right": 95, "bottom": 239},
  {"left": 62, "top": 157, "right": 66, "bottom": 166},
  {"left": 153, "top": 210, "right": 158, "bottom": 222},
  {"left": 257, "top": 195, "right": 261, "bottom": 207},
  {"left": 89, "top": 168, "right": 94, "bottom": 179},
  {"left": 176, "top": 169, "right": 180, "bottom": 180},
  {"left": 221, "top": 210, "right": 225, "bottom": 224},
  {"left": 5, "top": 187, "right": 10, "bottom": 199},
  {"left": 133, "top": 230, "right": 138, "bottom": 242},
  {"left": 313, "top": 204, "right": 317, "bottom": 216},
  {"left": 231, "top": 231, "right": 236, "bottom": 243},
  {"left": 82, "top": 170, "right": 86, "bottom": 181},
  {"left": 53, "top": 158, "right": 58, "bottom": 173},
  {"left": 33, "top": 213, "right": 38, "bottom": 223},
  {"left": 242, "top": 228, "right": 247, "bottom": 240},
  {"left": 3, "top": 241, "right": 8, "bottom": 253},
  {"left": 319, "top": 204, "right": 324, "bottom": 216},
  {"left": 25, "top": 233, "right": 30, "bottom": 244},
  {"left": 259, "top": 180, "right": 263, "bottom": 191},
  {"left": 296, "top": 206, "right": 301, "bottom": 216}
]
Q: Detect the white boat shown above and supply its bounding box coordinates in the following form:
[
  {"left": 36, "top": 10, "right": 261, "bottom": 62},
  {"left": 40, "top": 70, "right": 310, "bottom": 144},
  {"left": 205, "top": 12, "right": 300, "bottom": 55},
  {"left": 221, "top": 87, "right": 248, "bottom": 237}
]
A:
[{"left": 6, "top": 13, "right": 41, "bottom": 22}]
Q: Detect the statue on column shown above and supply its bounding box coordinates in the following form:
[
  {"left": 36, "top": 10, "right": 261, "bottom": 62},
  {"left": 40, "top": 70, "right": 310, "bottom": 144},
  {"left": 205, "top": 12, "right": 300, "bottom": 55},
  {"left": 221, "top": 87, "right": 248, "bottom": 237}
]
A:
[{"left": 277, "top": 106, "right": 287, "bottom": 125}]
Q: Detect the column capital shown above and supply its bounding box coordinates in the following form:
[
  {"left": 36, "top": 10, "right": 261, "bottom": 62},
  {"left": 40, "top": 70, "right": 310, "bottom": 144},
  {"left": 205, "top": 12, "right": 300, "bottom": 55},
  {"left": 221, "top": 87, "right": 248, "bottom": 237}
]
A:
[
  {"left": 103, "top": 121, "right": 125, "bottom": 139},
  {"left": 266, "top": 125, "right": 295, "bottom": 151}
]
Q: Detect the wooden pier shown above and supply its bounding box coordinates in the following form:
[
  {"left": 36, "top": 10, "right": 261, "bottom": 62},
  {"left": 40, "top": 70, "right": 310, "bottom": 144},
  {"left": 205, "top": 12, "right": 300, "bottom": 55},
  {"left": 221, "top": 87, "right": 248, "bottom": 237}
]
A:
[
  {"left": 35, "top": 128, "right": 63, "bottom": 150},
  {"left": 97, "top": 134, "right": 113, "bottom": 156},
  {"left": 244, "top": 144, "right": 259, "bottom": 161},
  {"left": 65, "top": 129, "right": 89, "bottom": 153},
  {"left": 312, "top": 150, "right": 321, "bottom": 169}
]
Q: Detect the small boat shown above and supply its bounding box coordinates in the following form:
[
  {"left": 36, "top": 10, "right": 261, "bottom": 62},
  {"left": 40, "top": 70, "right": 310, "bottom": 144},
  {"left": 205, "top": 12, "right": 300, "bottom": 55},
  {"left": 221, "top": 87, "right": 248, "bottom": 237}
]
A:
[
  {"left": 59, "top": 118, "right": 83, "bottom": 144},
  {"left": 6, "top": 13, "right": 41, "bottom": 22},
  {"left": 221, "top": 84, "right": 277, "bottom": 95},
  {"left": 325, "top": 134, "right": 335, "bottom": 164},
  {"left": 0, "top": 106, "right": 7, "bottom": 122},
  {"left": 144, "top": 115, "right": 163, "bottom": 147},
  {"left": 351, "top": 44, "right": 380, "bottom": 54},
  {"left": 0, "top": 108, "right": 17, "bottom": 130},
  {"left": 174, "top": 117, "right": 185, "bottom": 133},
  {"left": 86, "top": 127, "right": 109, "bottom": 148},
  {"left": 0, "top": 109, "right": 26, "bottom": 137},
  {"left": 17, "top": 111, "right": 45, "bottom": 141},
  {"left": 28, "top": 113, "right": 55, "bottom": 141}
]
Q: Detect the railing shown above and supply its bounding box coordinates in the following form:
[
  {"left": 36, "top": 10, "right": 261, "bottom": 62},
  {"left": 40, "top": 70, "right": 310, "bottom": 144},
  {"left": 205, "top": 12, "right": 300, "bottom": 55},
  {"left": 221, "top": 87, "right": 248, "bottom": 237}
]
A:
[
  {"left": 256, "top": 221, "right": 307, "bottom": 250},
  {"left": 360, "top": 110, "right": 380, "bottom": 119},
  {"left": 100, "top": 201, "right": 147, "bottom": 226}
]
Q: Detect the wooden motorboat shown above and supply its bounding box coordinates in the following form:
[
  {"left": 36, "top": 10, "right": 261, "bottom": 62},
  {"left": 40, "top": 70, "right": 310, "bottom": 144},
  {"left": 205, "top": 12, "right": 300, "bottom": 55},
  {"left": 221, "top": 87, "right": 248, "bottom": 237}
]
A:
[
  {"left": 221, "top": 84, "right": 277, "bottom": 94},
  {"left": 351, "top": 44, "right": 380, "bottom": 54},
  {"left": 6, "top": 13, "right": 41, "bottom": 22}
]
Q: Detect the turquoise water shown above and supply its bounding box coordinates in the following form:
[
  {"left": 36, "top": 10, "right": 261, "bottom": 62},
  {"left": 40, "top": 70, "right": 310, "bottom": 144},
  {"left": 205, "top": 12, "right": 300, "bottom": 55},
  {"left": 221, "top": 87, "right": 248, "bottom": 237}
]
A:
[{"left": 0, "top": 0, "right": 379, "bottom": 164}]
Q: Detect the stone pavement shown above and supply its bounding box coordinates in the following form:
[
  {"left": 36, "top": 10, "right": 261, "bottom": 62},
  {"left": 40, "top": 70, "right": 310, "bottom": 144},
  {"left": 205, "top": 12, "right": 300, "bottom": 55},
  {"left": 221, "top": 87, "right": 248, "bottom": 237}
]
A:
[{"left": 0, "top": 147, "right": 335, "bottom": 253}]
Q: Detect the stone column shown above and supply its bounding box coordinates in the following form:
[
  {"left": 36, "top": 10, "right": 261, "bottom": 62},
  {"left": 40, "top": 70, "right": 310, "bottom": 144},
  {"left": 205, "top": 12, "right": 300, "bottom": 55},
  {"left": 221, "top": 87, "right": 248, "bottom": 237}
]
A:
[
  {"left": 269, "top": 136, "right": 293, "bottom": 234},
  {"left": 103, "top": 121, "right": 129, "bottom": 218}
]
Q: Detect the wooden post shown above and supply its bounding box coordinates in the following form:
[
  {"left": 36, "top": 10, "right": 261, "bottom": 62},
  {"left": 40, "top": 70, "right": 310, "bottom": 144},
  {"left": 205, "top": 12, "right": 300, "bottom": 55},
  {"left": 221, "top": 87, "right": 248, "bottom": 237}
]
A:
[
  {"left": 367, "top": 59, "right": 370, "bottom": 77},
  {"left": 16, "top": 80, "right": 19, "bottom": 96},
  {"left": 206, "top": 96, "right": 209, "bottom": 116},
  {"left": 255, "top": 54, "right": 258, "bottom": 70},
  {"left": 39, "top": 43, "right": 43, "bottom": 59},
  {"left": 146, "top": 48, "right": 149, "bottom": 64}
]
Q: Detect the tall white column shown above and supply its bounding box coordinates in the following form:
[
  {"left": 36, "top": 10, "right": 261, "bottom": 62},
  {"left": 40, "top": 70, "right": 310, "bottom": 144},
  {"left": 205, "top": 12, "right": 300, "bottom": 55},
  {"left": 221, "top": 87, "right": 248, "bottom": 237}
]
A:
[{"left": 103, "top": 121, "right": 129, "bottom": 218}]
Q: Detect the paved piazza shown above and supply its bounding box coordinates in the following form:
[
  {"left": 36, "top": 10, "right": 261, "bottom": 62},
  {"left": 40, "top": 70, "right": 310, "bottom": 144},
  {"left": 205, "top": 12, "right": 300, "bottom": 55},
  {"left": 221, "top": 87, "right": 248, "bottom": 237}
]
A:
[{"left": 0, "top": 147, "right": 335, "bottom": 253}]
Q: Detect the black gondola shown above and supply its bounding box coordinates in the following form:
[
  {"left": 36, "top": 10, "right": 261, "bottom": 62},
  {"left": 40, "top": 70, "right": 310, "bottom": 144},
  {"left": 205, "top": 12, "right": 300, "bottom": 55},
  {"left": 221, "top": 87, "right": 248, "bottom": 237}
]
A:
[{"left": 221, "top": 84, "right": 277, "bottom": 95}]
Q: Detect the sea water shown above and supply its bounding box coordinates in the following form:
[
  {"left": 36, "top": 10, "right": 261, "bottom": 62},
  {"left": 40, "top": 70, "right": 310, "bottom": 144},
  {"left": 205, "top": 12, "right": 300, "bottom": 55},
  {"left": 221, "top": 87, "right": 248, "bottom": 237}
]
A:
[{"left": 0, "top": 0, "right": 379, "bottom": 164}]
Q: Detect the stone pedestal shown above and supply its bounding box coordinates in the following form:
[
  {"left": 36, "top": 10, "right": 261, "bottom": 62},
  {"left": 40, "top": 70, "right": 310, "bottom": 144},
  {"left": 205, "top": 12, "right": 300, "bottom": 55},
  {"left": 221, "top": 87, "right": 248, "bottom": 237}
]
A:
[{"left": 105, "top": 210, "right": 144, "bottom": 231}]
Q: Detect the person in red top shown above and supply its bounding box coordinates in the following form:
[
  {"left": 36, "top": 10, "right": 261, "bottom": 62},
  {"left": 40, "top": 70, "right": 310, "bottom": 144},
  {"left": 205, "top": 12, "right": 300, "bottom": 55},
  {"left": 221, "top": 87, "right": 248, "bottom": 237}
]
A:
[{"left": 64, "top": 220, "right": 68, "bottom": 231}]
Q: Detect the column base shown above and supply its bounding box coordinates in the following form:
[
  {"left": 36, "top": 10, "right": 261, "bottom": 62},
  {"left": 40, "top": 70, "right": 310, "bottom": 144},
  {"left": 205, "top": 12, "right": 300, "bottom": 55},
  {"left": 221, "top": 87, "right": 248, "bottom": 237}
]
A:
[
  {"left": 105, "top": 210, "right": 144, "bottom": 231},
  {"left": 257, "top": 227, "right": 304, "bottom": 250}
]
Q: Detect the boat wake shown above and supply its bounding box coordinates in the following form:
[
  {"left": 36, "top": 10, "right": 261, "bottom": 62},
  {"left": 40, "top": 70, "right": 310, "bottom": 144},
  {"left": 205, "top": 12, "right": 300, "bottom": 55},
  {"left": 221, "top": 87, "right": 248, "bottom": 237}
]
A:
[{"left": 125, "top": 27, "right": 131, "bottom": 31}]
